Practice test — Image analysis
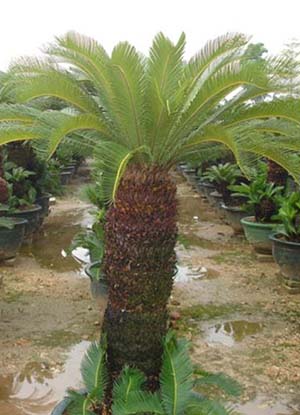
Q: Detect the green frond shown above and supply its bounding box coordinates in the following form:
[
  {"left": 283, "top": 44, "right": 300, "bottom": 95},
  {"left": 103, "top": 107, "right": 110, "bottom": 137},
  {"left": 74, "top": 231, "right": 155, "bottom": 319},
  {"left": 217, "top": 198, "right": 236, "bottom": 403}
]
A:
[
  {"left": 0, "top": 103, "right": 40, "bottom": 123},
  {"left": 114, "top": 391, "right": 164, "bottom": 415},
  {"left": 181, "top": 33, "right": 249, "bottom": 111},
  {"left": 0, "top": 125, "right": 39, "bottom": 145},
  {"left": 186, "top": 393, "right": 237, "bottom": 415},
  {"left": 194, "top": 370, "right": 242, "bottom": 397},
  {"left": 146, "top": 32, "right": 186, "bottom": 158},
  {"left": 112, "top": 366, "right": 148, "bottom": 415},
  {"left": 80, "top": 341, "right": 107, "bottom": 401},
  {"left": 66, "top": 390, "right": 94, "bottom": 415},
  {"left": 35, "top": 113, "right": 110, "bottom": 157},
  {"left": 110, "top": 42, "right": 146, "bottom": 148},
  {"left": 171, "top": 61, "right": 270, "bottom": 144},
  {"left": 160, "top": 331, "right": 194, "bottom": 415},
  {"left": 10, "top": 66, "right": 100, "bottom": 113},
  {"left": 224, "top": 98, "right": 300, "bottom": 127},
  {"left": 177, "top": 126, "right": 239, "bottom": 165},
  {"left": 237, "top": 134, "right": 300, "bottom": 183},
  {"left": 46, "top": 32, "right": 114, "bottom": 109},
  {"left": 93, "top": 141, "right": 151, "bottom": 203}
]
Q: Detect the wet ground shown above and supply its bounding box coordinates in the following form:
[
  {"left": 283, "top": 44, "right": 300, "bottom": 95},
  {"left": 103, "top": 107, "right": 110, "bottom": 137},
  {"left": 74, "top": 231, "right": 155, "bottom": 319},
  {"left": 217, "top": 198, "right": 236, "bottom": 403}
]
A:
[{"left": 0, "top": 172, "right": 299, "bottom": 414}]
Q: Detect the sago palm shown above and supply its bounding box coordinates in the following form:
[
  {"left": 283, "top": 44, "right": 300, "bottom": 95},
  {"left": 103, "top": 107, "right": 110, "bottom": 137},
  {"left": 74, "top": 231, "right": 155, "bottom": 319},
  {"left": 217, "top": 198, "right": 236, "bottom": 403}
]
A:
[{"left": 0, "top": 32, "right": 300, "bottom": 382}]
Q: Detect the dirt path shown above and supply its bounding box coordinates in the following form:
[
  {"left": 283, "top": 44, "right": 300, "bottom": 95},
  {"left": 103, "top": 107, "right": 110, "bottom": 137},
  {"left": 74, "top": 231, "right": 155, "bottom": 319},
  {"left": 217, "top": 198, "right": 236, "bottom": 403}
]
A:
[
  {"left": 0, "top": 172, "right": 299, "bottom": 415},
  {"left": 173, "top": 176, "right": 300, "bottom": 414}
]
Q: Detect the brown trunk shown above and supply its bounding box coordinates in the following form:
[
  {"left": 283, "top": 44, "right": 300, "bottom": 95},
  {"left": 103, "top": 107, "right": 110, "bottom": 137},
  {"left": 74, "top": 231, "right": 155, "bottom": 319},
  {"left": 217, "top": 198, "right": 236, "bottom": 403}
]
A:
[{"left": 102, "top": 165, "right": 177, "bottom": 387}]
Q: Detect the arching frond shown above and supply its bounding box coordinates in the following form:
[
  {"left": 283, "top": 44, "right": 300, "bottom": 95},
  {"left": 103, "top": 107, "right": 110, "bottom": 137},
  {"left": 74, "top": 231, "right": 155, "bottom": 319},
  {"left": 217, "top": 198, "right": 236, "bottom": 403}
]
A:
[
  {"left": 146, "top": 32, "right": 186, "bottom": 154},
  {"left": 34, "top": 113, "right": 111, "bottom": 157},
  {"left": 46, "top": 32, "right": 114, "bottom": 108},
  {"left": 9, "top": 64, "right": 100, "bottom": 113},
  {"left": 93, "top": 141, "right": 151, "bottom": 203},
  {"left": 160, "top": 331, "right": 193, "bottom": 415},
  {"left": 224, "top": 98, "right": 300, "bottom": 127},
  {"left": 0, "top": 103, "right": 40, "bottom": 123},
  {"left": 110, "top": 42, "right": 146, "bottom": 148},
  {"left": 0, "top": 125, "right": 39, "bottom": 145}
]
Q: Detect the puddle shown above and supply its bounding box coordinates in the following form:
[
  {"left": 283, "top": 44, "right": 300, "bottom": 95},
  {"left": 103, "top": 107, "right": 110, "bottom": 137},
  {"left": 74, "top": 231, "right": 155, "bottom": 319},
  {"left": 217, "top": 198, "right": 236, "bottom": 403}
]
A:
[
  {"left": 21, "top": 209, "right": 93, "bottom": 272},
  {"left": 0, "top": 340, "right": 89, "bottom": 415},
  {"left": 205, "top": 320, "right": 263, "bottom": 347},
  {"left": 237, "top": 395, "right": 300, "bottom": 415}
]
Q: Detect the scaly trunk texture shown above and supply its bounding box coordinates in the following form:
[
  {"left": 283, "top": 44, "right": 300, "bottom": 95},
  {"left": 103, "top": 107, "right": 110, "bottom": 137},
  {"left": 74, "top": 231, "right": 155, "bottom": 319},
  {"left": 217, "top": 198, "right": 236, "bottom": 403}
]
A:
[
  {"left": 267, "top": 160, "right": 288, "bottom": 187},
  {"left": 103, "top": 165, "right": 177, "bottom": 386}
]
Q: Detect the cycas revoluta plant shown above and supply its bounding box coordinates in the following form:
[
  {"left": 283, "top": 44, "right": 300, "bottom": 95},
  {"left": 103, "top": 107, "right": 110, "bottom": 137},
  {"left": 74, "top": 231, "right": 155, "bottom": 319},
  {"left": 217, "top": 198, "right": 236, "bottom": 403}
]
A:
[
  {"left": 202, "top": 163, "right": 242, "bottom": 204},
  {"left": 66, "top": 331, "right": 241, "bottom": 415},
  {"left": 230, "top": 174, "right": 283, "bottom": 222},
  {"left": 275, "top": 192, "right": 300, "bottom": 242},
  {"left": 0, "top": 32, "right": 300, "bottom": 381}
]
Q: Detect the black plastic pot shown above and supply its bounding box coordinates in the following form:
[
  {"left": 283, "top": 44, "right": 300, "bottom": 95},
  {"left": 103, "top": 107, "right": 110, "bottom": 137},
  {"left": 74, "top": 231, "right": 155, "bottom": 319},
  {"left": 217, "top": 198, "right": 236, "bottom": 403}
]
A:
[
  {"left": 60, "top": 171, "right": 72, "bottom": 185},
  {"left": 0, "top": 217, "right": 28, "bottom": 260},
  {"left": 51, "top": 397, "right": 71, "bottom": 415},
  {"left": 196, "top": 181, "right": 215, "bottom": 199},
  {"left": 221, "top": 203, "right": 248, "bottom": 234},
  {"left": 84, "top": 261, "right": 108, "bottom": 300},
  {"left": 7, "top": 205, "right": 42, "bottom": 241},
  {"left": 270, "top": 233, "right": 300, "bottom": 293},
  {"left": 207, "top": 190, "right": 223, "bottom": 208},
  {"left": 36, "top": 193, "right": 52, "bottom": 219}
]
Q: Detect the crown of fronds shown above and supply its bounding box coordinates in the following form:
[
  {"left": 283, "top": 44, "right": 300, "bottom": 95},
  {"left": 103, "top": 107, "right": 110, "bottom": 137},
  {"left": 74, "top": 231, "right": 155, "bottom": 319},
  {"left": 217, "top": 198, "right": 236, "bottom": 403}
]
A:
[{"left": 0, "top": 32, "right": 300, "bottom": 201}]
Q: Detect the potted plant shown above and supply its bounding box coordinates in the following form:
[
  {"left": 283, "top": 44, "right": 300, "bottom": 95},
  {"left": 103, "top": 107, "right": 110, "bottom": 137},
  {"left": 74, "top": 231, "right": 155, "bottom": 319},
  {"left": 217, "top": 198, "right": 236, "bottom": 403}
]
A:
[
  {"left": 203, "top": 163, "right": 241, "bottom": 205},
  {"left": 3, "top": 164, "right": 42, "bottom": 241},
  {"left": 0, "top": 212, "right": 27, "bottom": 260},
  {"left": 230, "top": 175, "right": 283, "bottom": 253},
  {"left": 2, "top": 32, "right": 300, "bottom": 395},
  {"left": 51, "top": 331, "right": 241, "bottom": 415},
  {"left": 270, "top": 192, "right": 300, "bottom": 293}
]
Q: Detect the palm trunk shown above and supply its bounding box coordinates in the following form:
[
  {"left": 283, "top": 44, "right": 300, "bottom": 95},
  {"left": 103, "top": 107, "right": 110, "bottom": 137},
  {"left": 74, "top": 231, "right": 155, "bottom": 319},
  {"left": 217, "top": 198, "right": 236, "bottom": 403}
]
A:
[{"left": 102, "top": 165, "right": 177, "bottom": 386}]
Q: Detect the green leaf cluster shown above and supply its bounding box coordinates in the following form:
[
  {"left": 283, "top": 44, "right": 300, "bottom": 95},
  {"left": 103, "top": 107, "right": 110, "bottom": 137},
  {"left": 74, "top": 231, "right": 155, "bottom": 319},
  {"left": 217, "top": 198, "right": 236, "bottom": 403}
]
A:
[
  {"left": 67, "top": 331, "right": 241, "bottom": 415},
  {"left": 0, "top": 32, "right": 300, "bottom": 202}
]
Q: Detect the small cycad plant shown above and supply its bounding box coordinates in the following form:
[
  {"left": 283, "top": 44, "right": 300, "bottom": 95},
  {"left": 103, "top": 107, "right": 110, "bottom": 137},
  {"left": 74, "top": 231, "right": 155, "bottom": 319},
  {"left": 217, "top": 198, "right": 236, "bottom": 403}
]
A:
[
  {"left": 274, "top": 192, "right": 300, "bottom": 242},
  {"left": 202, "top": 163, "right": 242, "bottom": 205},
  {"left": 66, "top": 331, "right": 241, "bottom": 415},
  {"left": 229, "top": 174, "right": 283, "bottom": 222}
]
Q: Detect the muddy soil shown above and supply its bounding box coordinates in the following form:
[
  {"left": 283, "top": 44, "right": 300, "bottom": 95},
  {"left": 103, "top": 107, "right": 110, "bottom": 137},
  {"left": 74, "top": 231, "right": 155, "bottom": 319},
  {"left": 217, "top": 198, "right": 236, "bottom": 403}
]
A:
[
  {"left": 173, "top": 176, "right": 300, "bottom": 414},
  {"left": 0, "top": 172, "right": 299, "bottom": 415}
]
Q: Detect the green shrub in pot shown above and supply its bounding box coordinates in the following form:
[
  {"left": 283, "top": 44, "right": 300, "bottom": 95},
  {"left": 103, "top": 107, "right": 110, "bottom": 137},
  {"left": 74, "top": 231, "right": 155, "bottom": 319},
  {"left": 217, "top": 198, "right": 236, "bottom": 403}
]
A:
[
  {"left": 270, "top": 192, "right": 300, "bottom": 291},
  {"left": 203, "top": 163, "right": 242, "bottom": 205},
  {"left": 230, "top": 175, "right": 283, "bottom": 253}
]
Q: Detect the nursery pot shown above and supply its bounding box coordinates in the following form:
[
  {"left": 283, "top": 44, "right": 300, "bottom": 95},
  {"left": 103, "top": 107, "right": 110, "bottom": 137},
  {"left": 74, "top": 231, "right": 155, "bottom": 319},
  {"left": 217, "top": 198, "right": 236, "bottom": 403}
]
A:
[
  {"left": 241, "top": 216, "right": 277, "bottom": 254},
  {"left": 51, "top": 397, "right": 71, "bottom": 415},
  {"left": 36, "top": 193, "right": 52, "bottom": 219},
  {"left": 196, "top": 181, "right": 215, "bottom": 198},
  {"left": 221, "top": 203, "right": 248, "bottom": 234},
  {"left": 7, "top": 205, "right": 42, "bottom": 241},
  {"left": 207, "top": 190, "right": 223, "bottom": 208},
  {"left": 84, "top": 261, "right": 108, "bottom": 305},
  {"left": 270, "top": 234, "right": 300, "bottom": 293},
  {"left": 60, "top": 171, "right": 72, "bottom": 185},
  {"left": 0, "top": 217, "right": 28, "bottom": 260}
]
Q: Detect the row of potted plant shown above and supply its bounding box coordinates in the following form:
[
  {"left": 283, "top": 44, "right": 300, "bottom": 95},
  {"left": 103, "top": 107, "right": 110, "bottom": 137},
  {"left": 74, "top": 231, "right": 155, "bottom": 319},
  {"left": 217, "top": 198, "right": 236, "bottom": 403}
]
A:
[
  {"left": 179, "top": 161, "right": 300, "bottom": 293},
  {"left": 0, "top": 144, "right": 83, "bottom": 262}
]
